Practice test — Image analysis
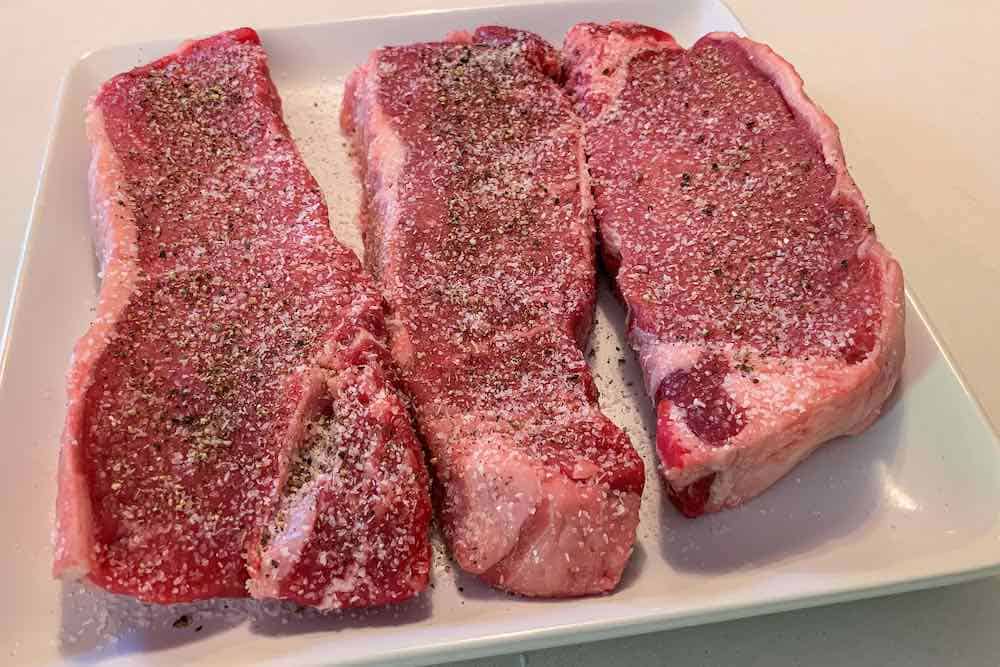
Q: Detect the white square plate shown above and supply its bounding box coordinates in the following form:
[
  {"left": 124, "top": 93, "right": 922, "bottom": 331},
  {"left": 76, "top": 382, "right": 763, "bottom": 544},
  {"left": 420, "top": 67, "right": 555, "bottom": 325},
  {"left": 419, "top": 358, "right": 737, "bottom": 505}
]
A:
[{"left": 3, "top": 1, "right": 999, "bottom": 665}]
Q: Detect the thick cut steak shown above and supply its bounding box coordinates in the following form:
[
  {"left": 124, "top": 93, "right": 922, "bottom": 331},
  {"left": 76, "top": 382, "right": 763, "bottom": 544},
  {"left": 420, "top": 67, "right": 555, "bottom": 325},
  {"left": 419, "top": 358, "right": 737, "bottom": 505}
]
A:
[
  {"left": 53, "top": 28, "right": 431, "bottom": 608},
  {"left": 563, "top": 23, "right": 904, "bottom": 516},
  {"left": 344, "top": 27, "right": 644, "bottom": 596}
]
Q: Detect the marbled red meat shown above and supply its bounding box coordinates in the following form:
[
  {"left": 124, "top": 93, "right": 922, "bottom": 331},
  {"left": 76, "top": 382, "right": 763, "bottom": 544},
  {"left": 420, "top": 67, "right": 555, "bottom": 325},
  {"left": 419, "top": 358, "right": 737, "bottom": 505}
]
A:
[
  {"left": 53, "top": 28, "right": 431, "bottom": 608},
  {"left": 344, "top": 27, "right": 644, "bottom": 596},
  {"left": 564, "top": 23, "right": 905, "bottom": 516}
]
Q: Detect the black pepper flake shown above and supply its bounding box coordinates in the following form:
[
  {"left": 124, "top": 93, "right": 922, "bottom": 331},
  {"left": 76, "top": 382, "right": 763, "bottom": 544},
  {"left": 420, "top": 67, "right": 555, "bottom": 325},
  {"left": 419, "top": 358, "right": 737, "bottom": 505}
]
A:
[
  {"left": 172, "top": 614, "right": 191, "bottom": 629},
  {"left": 840, "top": 259, "right": 849, "bottom": 270},
  {"left": 680, "top": 173, "right": 691, "bottom": 188}
]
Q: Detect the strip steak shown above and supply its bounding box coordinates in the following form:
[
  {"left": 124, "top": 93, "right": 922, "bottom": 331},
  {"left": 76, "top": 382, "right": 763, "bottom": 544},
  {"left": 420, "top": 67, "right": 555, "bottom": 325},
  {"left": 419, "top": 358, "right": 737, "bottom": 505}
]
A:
[
  {"left": 53, "top": 28, "right": 431, "bottom": 608},
  {"left": 343, "top": 27, "right": 644, "bottom": 596},
  {"left": 563, "top": 23, "right": 904, "bottom": 516}
]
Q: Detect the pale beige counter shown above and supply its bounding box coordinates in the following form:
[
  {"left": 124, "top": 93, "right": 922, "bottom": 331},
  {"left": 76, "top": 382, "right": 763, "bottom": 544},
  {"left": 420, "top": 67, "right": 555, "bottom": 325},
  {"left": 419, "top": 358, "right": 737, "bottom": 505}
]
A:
[{"left": 1, "top": 1, "right": 996, "bottom": 665}]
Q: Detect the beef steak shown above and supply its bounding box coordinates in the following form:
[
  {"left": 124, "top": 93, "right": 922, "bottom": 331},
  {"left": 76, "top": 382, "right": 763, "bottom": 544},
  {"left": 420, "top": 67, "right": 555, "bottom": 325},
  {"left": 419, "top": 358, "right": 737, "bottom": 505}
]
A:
[
  {"left": 53, "top": 28, "right": 431, "bottom": 608},
  {"left": 344, "top": 27, "right": 644, "bottom": 596},
  {"left": 563, "top": 23, "right": 905, "bottom": 516}
]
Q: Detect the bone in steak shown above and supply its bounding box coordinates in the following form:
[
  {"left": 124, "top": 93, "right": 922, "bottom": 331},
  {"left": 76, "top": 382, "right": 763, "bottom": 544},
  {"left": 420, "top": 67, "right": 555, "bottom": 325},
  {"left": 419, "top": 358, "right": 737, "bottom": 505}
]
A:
[
  {"left": 343, "top": 26, "right": 644, "bottom": 596},
  {"left": 53, "top": 28, "right": 431, "bottom": 608},
  {"left": 563, "top": 23, "right": 905, "bottom": 516}
]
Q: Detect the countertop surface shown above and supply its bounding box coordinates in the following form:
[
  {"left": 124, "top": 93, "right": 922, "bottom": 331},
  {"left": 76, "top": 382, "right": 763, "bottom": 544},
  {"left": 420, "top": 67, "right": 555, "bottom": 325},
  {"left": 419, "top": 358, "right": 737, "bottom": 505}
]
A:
[{"left": 3, "top": 1, "right": 998, "bottom": 665}]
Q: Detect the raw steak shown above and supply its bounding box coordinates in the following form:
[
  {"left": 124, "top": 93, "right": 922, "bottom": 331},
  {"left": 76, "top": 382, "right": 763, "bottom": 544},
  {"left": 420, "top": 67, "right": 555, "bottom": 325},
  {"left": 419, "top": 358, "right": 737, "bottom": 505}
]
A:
[
  {"left": 343, "top": 27, "right": 644, "bottom": 596},
  {"left": 563, "top": 23, "right": 904, "bottom": 516},
  {"left": 53, "top": 28, "right": 431, "bottom": 608}
]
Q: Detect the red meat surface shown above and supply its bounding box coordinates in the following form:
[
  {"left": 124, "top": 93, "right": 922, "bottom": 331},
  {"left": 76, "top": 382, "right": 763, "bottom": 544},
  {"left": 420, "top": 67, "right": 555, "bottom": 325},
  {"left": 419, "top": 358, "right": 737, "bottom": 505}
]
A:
[
  {"left": 344, "top": 27, "right": 644, "bottom": 596},
  {"left": 563, "top": 22, "right": 905, "bottom": 516},
  {"left": 53, "top": 28, "right": 431, "bottom": 608}
]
